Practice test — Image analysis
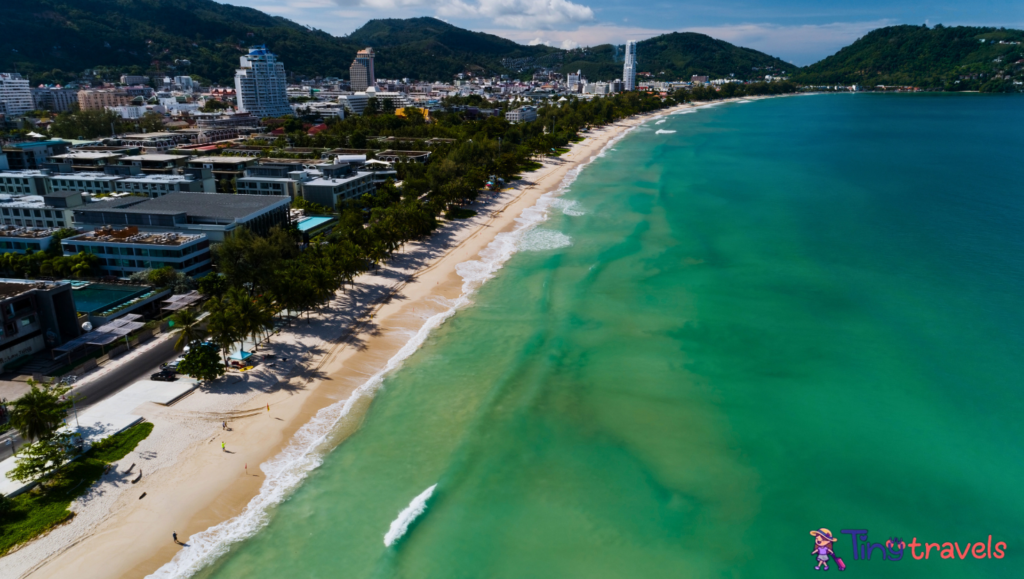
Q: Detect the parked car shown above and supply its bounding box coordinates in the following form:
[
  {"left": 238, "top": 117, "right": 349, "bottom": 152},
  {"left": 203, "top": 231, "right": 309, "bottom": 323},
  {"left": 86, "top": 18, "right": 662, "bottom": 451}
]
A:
[{"left": 150, "top": 369, "right": 177, "bottom": 382}]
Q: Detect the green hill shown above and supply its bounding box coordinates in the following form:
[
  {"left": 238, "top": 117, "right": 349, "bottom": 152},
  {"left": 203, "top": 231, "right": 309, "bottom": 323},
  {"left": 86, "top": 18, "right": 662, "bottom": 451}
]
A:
[
  {"left": 794, "top": 25, "right": 1024, "bottom": 90},
  {"left": 346, "top": 17, "right": 558, "bottom": 80},
  {"left": 561, "top": 33, "right": 797, "bottom": 81},
  {"left": 0, "top": 0, "right": 361, "bottom": 85}
]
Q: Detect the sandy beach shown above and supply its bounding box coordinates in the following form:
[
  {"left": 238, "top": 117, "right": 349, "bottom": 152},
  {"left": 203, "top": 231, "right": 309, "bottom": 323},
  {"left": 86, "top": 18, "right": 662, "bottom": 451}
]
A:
[{"left": 1, "top": 102, "right": 692, "bottom": 579}]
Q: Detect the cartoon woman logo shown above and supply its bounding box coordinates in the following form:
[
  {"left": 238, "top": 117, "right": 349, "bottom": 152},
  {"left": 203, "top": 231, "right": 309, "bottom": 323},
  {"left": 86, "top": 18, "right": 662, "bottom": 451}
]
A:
[{"left": 811, "top": 528, "right": 846, "bottom": 571}]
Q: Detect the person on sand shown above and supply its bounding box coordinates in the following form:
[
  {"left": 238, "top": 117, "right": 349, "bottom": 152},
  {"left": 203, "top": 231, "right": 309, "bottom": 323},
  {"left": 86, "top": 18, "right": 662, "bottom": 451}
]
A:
[
  {"left": 221, "top": 441, "right": 225, "bottom": 452},
  {"left": 222, "top": 421, "right": 226, "bottom": 430},
  {"left": 811, "top": 528, "right": 838, "bottom": 570},
  {"left": 173, "top": 532, "right": 178, "bottom": 544}
]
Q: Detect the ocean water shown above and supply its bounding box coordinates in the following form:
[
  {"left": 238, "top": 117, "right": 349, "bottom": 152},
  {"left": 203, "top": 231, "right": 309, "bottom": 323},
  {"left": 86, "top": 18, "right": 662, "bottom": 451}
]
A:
[{"left": 176, "top": 94, "right": 1024, "bottom": 578}]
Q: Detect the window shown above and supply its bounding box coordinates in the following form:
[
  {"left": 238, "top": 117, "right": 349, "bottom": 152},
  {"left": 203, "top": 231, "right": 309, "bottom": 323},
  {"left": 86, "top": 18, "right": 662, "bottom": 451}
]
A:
[
  {"left": 20, "top": 315, "right": 36, "bottom": 327},
  {"left": 55, "top": 211, "right": 63, "bottom": 218},
  {"left": 1, "top": 209, "right": 8, "bottom": 216},
  {"left": 33, "top": 210, "right": 41, "bottom": 217},
  {"left": 44, "top": 210, "right": 52, "bottom": 218}
]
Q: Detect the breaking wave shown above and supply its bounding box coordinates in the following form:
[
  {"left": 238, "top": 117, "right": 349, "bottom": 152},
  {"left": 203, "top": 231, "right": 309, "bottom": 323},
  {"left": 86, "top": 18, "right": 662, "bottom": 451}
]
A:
[
  {"left": 656, "top": 129, "right": 677, "bottom": 135},
  {"left": 384, "top": 484, "right": 436, "bottom": 547},
  {"left": 518, "top": 230, "right": 573, "bottom": 252}
]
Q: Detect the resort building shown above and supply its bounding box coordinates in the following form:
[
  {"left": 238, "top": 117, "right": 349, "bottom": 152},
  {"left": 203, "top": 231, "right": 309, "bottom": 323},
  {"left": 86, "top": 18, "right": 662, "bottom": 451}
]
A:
[
  {"left": 623, "top": 40, "right": 638, "bottom": 91},
  {"left": 118, "top": 154, "right": 192, "bottom": 175},
  {"left": 71, "top": 192, "right": 291, "bottom": 242},
  {"left": 505, "top": 106, "right": 538, "bottom": 123},
  {"left": 0, "top": 170, "right": 55, "bottom": 196},
  {"left": 49, "top": 151, "right": 125, "bottom": 172},
  {"left": 237, "top": 160, "right": 314, "bottom": 199},
  {"left": 30, "top": 87, "right": 79, "bottom": 113},
  {"left": 349, "top": 48, "right": 376, "bottom": 92},
  {"left": 77, "top": 89, "right": 132, "bottom": 111},
  {"left": 46, "top": 171, "right": 125, "bottom": 195},
  {"left": 115, "top": 132, "right": 192, "bottom": 154},
  {"left": 0, "top": 279, "right": 81, "bottom": 372},
  {"left": 0, "top": 193, "right": 78, "bottom": 229},
  {"left": 234, "top": 46, "right": 292, "bottom": 118},
  {"left": 0, "top": 73, "right": 34, "bottom": 118},
  {"left": 112, "top": 173, "right": 215, "bottom": 196},
  {"left": 62, "top": 226, "right": 213, "bottom": 278},
  {"left": 186, "top": 157, "right": 258, "bottom": 192},
  {"left": 2, "top": 141, "right": 71, "bottom": 171},
  {"left": 0, "top": 226, "right": 64, "bottom": 254},
  {"left": 375, "top": 150, "right": 431, "bottom": 164},
  {"left": 301, "top": 164, "right": 374, "bottom": 209}
]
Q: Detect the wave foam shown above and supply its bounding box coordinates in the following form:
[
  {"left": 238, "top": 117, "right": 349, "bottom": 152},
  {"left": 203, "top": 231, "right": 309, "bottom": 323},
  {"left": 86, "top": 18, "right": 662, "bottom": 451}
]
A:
[
  {"left": 552, "top": 198, "right": 585, "bottom": 216},
  {"left": 518, "top": 230, "right": 573, "bottom": 252},
  {"left": 655, "top": 119, "right": 666, "bottom": 125},
  {"left": 148, "top": 117, "right": 640, "bottom": 579},
  {"left": 655, "top": 129, "right": 677, "bottom": 135},
  {"left": 384, "top": 484, "right": 436, "bottom": 547}
]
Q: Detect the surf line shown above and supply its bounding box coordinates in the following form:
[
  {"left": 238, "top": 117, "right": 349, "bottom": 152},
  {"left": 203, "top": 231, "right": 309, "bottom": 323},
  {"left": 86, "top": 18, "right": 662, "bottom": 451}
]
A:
[{"left": 384, "top": 484, "right": 438, "bottom": 547}]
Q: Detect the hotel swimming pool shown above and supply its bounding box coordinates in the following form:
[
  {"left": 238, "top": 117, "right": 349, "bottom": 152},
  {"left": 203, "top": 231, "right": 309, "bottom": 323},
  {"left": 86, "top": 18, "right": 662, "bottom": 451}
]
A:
[
  {"left": 70, "top": 283, "right": 151, "bottom": 315},
  {"left": 296, "top": 216, "right": 333, "bottom": 232}
]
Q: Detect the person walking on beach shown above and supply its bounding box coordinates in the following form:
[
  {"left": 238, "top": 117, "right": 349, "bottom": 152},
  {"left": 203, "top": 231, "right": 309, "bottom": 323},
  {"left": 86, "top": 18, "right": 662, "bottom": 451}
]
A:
[
  {"left": 222, "top": 421, "right": 226, "bottom": 430},
  {"left": 173, "top": 532, "right": 179, "bottom": 544},
  {"left": 221, "top": 441, "right": 225, "bottom": 452}
]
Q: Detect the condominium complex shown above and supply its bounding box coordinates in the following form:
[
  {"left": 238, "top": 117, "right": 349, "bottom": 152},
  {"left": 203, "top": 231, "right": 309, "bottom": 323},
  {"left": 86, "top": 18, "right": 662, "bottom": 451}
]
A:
[
  {"left": 623, "top": 40, "right": 638, "bottom": 91},
  {"left": 0, "top": 73, "right": 34, "bottom": 118},
  {"left": 350, "top": 48, "right": 376, "bottom": 92},
  {"left": 506, "top": 106, "right": 538, "bottom": 123},
  {"left": 234, "top": 46, "right": 292, "bottom": 118},
  {"left": 78, "top": 89, "right": 132, "bottom": 111},
  {"left": 30, "top": 87, "right": 80, "bottom": 112}
]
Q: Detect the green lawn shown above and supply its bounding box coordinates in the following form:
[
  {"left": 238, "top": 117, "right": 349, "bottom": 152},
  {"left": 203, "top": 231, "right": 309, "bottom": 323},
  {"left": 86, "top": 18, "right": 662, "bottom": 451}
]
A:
[{"left": 0, "top": 422, "right": 154, "bottom": 556}]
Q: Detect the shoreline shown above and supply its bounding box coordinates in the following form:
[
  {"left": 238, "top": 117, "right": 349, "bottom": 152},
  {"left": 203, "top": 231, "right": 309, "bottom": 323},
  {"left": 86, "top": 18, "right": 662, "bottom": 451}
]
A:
[{"left": 3, "top": 98, "right": 732, "bottom": 579}]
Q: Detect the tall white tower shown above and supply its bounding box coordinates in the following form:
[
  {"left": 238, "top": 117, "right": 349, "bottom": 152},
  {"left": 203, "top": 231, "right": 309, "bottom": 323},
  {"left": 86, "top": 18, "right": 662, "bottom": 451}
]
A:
[
  {"left": 234, "top": 46, "right": 292, "bottom": 118},
  {"left": 623, "top": 40, "right": 638, "bottom": 91}
]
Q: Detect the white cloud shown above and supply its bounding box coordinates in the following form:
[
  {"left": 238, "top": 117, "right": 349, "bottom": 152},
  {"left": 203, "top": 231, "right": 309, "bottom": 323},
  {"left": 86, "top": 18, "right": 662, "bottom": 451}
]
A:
[
  {"left": 490, "top": 19, "right": 894, "bottom": 65},
  {"left": 560, "top": 39, "right": 580, "bottom": 49},
  {"left": 329, "top": 0, "right": 593, "bottom": 29}
]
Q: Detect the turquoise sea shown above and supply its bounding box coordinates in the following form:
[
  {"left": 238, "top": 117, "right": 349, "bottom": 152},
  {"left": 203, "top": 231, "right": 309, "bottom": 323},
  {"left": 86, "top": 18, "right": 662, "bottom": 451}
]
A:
[{"left": 173, "top": 94, "right": 1024, "bottom": 578}]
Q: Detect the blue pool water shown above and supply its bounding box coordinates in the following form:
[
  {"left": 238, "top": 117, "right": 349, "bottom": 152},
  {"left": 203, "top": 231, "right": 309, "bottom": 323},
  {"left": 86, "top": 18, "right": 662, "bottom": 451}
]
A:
[{"left": 297, "top": 216, "right": 333, "bottom": 232}]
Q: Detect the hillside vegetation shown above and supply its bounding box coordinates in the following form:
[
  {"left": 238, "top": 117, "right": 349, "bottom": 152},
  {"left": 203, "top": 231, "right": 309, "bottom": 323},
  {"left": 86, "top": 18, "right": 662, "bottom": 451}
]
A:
[
  {"left": 562, "top": 33, "right": 796, "bottom": 81},
  {"left": 794, "top": 25, "right": 1024, "bottom": 91}
]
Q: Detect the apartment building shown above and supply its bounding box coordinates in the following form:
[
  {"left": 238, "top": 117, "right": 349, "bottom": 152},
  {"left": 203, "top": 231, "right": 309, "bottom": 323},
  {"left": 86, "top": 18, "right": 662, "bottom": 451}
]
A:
[
  {"left": 350, "top": 48, "right": 376, "bottom": 92},
  {"left": 234, "top": 46, "right": 291, "bottom": 118},
  {"left": 0, "top": 193, "right": 77, "bottom": 229},
  {"left": 0, "top": 225, "right": 63, "bottom": 254},
  {"left": 78, "top": 89, "right": 132, "bottom": 111},
  {"left": 0, "top": 73, "right": 34, "bottom": 118},
  {"left": 2, "top": 141, "right": 70, "bottom": 170},
  {"left": 505, "top": 106, "right": 538, "bottom": 123},
  {"left": 30, "top": 87, "right": 80, "bottom": 113},
  {"left": 301, "top": 164, "right": 374, "bottom": 209}
]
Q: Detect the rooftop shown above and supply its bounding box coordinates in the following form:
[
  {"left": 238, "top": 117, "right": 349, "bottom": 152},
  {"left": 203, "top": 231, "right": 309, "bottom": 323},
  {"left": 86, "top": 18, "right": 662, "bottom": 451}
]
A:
[
  {"left": 120, "top": 154, "right": 191, "bottom": 162},
  {"left": 51, "top": 152, "right": 122, "bottom": 161},
  {"left": 0, "top": 225, "right": 64, "bottom": 239},
  {"left": 118, "top": 174, "right": 196, "bottom": 183},
  {"left": 69, "top": 226, "right": 203, "bottom": 246},
  {"left": 186, "top": 156, "right": 255, "bottom": 165},
  {"left": 75, "top": 192, "right": 290, "bottom": 220},
  {"left": 0, "top": 279, "right": 65, "bottom": 300},
  {"left": 305, "top": 172, "right": 372, "bottom": 187},
  {"left": 49, "top": 172, "right": 121, "bottom": 181},
  {"left": 120, "top": 132, "right": 183, "bottom": 139}
]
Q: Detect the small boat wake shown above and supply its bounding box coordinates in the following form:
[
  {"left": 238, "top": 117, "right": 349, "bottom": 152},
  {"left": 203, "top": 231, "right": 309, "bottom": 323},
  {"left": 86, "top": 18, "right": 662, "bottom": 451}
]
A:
[{"left": 384, "top": 484, "right": 437, "bottom": 547}]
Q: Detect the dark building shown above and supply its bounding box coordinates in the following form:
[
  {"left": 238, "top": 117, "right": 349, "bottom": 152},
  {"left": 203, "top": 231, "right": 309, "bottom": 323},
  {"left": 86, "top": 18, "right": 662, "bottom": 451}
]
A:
[{"left": 0, "top": 280, "right": 81, "bottom": 372}]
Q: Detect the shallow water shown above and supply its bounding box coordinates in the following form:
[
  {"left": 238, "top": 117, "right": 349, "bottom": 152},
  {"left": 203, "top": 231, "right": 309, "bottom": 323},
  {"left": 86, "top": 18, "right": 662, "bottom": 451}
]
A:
[{"left": 185, "top": 94, "right": 1024, "bottom": 578}]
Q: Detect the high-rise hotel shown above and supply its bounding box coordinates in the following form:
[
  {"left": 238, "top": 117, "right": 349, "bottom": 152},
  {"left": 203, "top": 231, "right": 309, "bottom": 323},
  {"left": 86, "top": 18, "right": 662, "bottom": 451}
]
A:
[
  {"left": 234, "top": 46, "right": 292, "bottom": 118},
  {"left": 349, "top": 48, "right": 376, "bottom": 92},
  {"left": 623, "top": 40, "right": 638, "bottom": 91}
]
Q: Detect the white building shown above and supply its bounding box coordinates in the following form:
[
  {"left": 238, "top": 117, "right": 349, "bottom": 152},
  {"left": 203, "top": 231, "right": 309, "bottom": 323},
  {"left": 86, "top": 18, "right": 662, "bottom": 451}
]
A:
[
  {"left": 174, "top": 76, "right": 195, "bottom": 92},
  {"left": 0, "top": 73, "right": 34, "bottom": 118},
  {"left": 623, "top": 40, "right": 638, "bottom": 91},
  {"left": 108, "top": 105, "right": 149, "bottom": 119},
  {"left": 505, "top": 106, "right": 538, "bottom": 123},
  {"left": 234, "top": 46, "right": 292, "bottom": 118}
]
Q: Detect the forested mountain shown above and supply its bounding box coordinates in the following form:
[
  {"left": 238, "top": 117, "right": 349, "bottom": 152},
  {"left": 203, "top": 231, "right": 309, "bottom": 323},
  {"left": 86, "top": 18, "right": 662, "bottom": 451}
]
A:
[
  {"left": 0, "top": 1, "right": 793, "bottom": 86},
  {"left": 346, "top": 18, "right": 558, "bottom": 80},
  {"left": 0, "top": 0, "right": 360, "bottom": 85},
  {"left": 794, "top": 25, "right": 1024, "bottom": 90},
  {"left": 562, "top": 33, "right": 797, "bottom": 81}
]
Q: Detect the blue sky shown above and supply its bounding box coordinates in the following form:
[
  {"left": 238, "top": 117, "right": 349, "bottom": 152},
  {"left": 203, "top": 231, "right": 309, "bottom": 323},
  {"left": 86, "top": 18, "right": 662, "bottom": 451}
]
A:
[{"left": 221, "top": 0, "right": 1024, "bottom": 65}]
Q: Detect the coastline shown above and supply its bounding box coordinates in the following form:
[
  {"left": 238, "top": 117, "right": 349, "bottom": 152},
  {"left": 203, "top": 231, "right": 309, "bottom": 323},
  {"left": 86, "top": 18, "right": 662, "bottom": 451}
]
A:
[{"left": 3, "top": 100, "right": 704, "bottom": 579}]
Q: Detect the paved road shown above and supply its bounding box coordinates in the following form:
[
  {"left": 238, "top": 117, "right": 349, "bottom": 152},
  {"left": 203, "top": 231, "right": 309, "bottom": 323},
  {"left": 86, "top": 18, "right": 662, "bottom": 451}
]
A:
[{"left": 0, "top": 336, "right": 180, "bottom": 461}]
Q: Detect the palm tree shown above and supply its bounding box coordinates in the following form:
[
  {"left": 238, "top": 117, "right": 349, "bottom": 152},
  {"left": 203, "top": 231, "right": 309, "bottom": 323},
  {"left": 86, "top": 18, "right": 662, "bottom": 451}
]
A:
[
  {"left": 171, "top": 308, "right": 205, "bottom": 351},
  {"left": 9, "top": 380, "right": 71, "bottom": 442},
  {"left": 205, "top": 298, "right": 241, "bottom": 364}
]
